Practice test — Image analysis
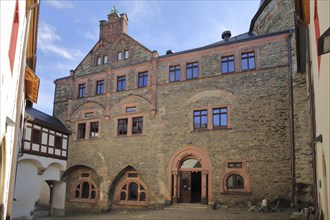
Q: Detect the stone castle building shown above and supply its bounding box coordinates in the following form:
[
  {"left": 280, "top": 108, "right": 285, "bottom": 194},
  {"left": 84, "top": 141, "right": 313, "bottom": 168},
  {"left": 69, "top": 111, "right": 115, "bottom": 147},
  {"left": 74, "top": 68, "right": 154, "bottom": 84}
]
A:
[{"left": 53, "top": 1, "right": 313, "bottom": 214}]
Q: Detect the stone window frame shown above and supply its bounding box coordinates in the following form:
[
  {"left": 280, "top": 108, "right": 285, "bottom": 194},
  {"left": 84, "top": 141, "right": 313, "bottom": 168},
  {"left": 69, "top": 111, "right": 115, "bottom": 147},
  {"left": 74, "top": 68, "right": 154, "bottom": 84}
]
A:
[
  {"left": 122, "top": 103, "right": 140, "bottom": 114},
  {"left": 75, "top": 109, "right": 101, "bottom": 140},
  {"left": 96, "top": 56, "right": 102, "bottom": 66},
  {"left": 115, "top": 171, "right": 148, "bottom": 206},
  {"left": 103, "top": 55, "right": 108, "bottom": 64},
  {"left": 220, "top": 160, "right": 252, "bottom": 194},
  {"left": 117, "top": 49, "right": 130, "bottom": 61},
  {"left": 191, "top": 105, "right": 231, "bottom": 131},
  {"left": 124, "top": 49, "right": 129, "bottom": 59},
  {"left": 70, "top": 171, "right": 98, "bottom": 203}
]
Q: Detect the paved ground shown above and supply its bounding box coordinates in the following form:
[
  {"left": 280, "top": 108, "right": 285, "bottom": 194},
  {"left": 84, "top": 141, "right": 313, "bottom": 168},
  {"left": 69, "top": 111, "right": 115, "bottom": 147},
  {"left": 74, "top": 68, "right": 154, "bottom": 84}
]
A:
[{"left": 37, "top": 207, "right": 295, "bottom": 220}]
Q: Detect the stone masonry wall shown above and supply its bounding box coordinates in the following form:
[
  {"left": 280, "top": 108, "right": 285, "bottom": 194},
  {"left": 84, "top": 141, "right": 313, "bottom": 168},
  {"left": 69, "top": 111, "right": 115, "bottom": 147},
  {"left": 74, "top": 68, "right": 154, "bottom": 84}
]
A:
[{"left": 54, "top": 31, "right": 296, "bottom": 213}]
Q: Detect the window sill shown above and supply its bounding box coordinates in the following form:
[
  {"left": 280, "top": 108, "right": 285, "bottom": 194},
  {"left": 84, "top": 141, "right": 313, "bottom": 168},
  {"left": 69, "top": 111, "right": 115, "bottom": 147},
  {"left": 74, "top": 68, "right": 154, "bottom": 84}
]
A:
[
  {"left": 116, "top": 134, "right": 145, "bottom": 138},
  {"left": 221, "top": 191, "right": 252, "bottom": 195},
  {"left": 69, "top": 199, "right": 98, "bottom": 203},
  {"left": 191, "top": 127, "right": 231, "bottom": 132}
]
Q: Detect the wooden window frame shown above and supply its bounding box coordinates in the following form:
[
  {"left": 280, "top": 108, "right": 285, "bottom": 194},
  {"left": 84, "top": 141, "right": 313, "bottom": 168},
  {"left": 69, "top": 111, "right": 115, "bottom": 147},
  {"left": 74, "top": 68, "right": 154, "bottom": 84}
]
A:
[
  {"left": 241, "top": 52, "right": 255, "bottom": 71},
  {"left": 226, "top": 174, "right": 244, "bottom": 189},
  {"left": 193, "top": 109, "right": 208, "bottom": 130},
  {"left": 103, "top": 55, "right": 108, "bottom": 64},
  {"left": 191, "top": 106, "right": 231, "bottom": 131},
  {"left": 118, "top": 118, "right": 128, "bottom": 136},
  {"left": 169, "top": 65, "right": 181, "bottom": 82},
  {"left": 186, "top": 62, "right": 198, "bottom": 80},
  {"left": 96, "top": 56, "right": 101, "bottom": 66},
  {"left": 124, "top": 50, "right": 129, "bottom": 59},
  {"left": 212, "top": 107, "right": 228, "bottom": 128},
  {"left": 78, "top": 83, "right": 86, "bottom": 98},
  {"left": 117, "top": 76, "right": 126, "bottom": 91},
  {"left": 132, "top": 117, "right": 143, "bottom": 135},
  {"left": 77, "top": 123, "right": 86, "bottom": 139},
  {"left": 117, "top": 51, "right": 123, "bottom": 60},
  {"left": 221, "top": 55, "right": 235, "bottom": 74},
  {"left": 138, "top": 72, "right": 148, "bottom": 88},
  {"left": 89, "top": 122, "right": 99, "bottom": 138},
  {"left": 31, "top": 129, "right": 41, "bottom": 144},
  {"left": 95, "top": 80, "right": 104, "bottom": 95}
]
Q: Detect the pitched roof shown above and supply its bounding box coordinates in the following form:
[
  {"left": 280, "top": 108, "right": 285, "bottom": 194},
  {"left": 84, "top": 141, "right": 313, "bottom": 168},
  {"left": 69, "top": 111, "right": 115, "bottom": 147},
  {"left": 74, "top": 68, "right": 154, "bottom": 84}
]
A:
[{"left": 26, "top": 107, "right": 71, "bottom": 134}]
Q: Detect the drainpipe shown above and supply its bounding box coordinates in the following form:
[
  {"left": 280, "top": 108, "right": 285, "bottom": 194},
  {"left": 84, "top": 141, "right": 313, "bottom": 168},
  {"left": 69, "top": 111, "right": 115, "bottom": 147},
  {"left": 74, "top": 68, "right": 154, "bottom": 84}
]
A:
[{"left": 287, "top": 27, "right": 296, "bottom": 207}]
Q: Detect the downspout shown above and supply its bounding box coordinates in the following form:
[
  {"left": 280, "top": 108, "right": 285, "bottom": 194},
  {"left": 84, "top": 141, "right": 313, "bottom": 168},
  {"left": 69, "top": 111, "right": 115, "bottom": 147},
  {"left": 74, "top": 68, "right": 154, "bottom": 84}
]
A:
[{"left": 287, "top": 27, "right": 296, "bottom": 207}]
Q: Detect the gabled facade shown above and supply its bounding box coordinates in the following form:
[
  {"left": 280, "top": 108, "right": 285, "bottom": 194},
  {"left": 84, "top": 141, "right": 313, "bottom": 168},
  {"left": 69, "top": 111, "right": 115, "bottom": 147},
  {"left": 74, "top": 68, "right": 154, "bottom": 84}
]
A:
[
  {"left": 54, "top": 2, "right": 313, "bottom": 214},
  {"left": 0, "top": 0, "right": 40, "bottom": 219},
  {"left": 12, "top": 107, "right": 71, "bottom": 219}
]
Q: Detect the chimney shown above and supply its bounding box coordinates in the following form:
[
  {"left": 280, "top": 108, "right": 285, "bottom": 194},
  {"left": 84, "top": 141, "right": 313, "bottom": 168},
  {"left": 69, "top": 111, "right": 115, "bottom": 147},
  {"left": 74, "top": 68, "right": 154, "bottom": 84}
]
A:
[
  {"left": 221, "top": 30, "right": 231, "bottom": 42},
  {"left": 166, "top": 49, "right": 174, "bottom": 55}
]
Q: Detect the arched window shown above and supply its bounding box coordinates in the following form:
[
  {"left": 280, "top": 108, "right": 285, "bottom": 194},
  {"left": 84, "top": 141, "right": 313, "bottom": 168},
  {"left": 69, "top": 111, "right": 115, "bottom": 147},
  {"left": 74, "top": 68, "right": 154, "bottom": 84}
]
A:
[
  {"left": 227, "top": 174, "right": 244, "bottom": 189},
  {"left": 116, "top": 172, "right": 148, "bottom": 205},
  {"left": 180, "top": 159, "right": 201, "bottom": 168},
  {"left": 71, "top": 172, "right": 98, "bottom": 202}
]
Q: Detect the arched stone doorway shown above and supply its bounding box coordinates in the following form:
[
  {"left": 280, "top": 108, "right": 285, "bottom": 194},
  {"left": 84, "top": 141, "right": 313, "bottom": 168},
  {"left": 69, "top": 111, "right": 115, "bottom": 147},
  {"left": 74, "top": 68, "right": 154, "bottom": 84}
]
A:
[{"left": 168, "top": 145, "right": 213, "bottom": 204}]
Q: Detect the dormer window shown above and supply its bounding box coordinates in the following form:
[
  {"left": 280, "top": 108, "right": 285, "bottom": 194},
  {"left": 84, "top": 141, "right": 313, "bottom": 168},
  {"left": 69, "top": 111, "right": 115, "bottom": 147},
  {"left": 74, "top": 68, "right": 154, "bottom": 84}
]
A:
[
  {"left": 124, "top": 50, "right": 129, "bottom": 59},
  {"left": 117, "top": 52, "right": 123, "bottom": 60}
]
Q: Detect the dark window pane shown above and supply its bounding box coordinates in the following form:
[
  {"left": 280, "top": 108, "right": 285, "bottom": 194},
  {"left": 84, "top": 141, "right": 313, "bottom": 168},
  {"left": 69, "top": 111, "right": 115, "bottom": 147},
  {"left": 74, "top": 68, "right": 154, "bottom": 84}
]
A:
[
  {"left": 31, "top": 129, "right": 41, "bottom": 144},
  {"left": 140, "top": 192, "right": 146, "bottom": 201},
  {"left": 227, "top": 174, "right": 244, "bottom": 189},
  {"left": 120, "top": 191, "right": 126, "bottom": 200},
  {"left": 249, "top": 58, "right": 255, "bottom": 69},
  {"left": 132, "top": 117, "right": 143, "bottom": 134},
  {"left": 54, "top": 136, "right": 62, "bottom": 149},
  {"left": 81, "top": 182, "right": 90, "bottom": 198},
  {"left": 117, "top": 76, "right": 126, "bottom": 91},
  {"left": 78, "top": 83, "right": 86, "bottom": 97},
  {"left": 118, "top": 119, "right": 128, "bottom": 135},
  {"left": 169, "top": 65, "right": 180, "bottom": 82},
  {"left": 140, "top": 185, "right": 144, "bottom": 190},
  {"left": 242, "top": 59, "right": 248, "bottom": 70},
  {"left": 128, "top": 182, "right": 138, "bottom": 201},
  {"left": 193, "top": 110, "right": 208, "bottom": 129},
  {"left": 75, "top": 189, "right": 80, "bottom": 198},
  {"left": 242, "top": 52, "right": 255, "bottom": 71},
  {"left": 138, "top": 72, "right": 148, "bottom": 88},
  {"left": 77, "top": 123, "right": 86, "bottom": 139},
  {"left": 91, "top": 190, "right": 96, "bottom": 199},
  {"left": 96, "top": 80, "right": 104, "bottom": 95},
  {"left": 90, "top": 122, "right": 99, "bottom": 138},
  {"left": 186, "top": 62, "right": 198, "bottom": 79}
]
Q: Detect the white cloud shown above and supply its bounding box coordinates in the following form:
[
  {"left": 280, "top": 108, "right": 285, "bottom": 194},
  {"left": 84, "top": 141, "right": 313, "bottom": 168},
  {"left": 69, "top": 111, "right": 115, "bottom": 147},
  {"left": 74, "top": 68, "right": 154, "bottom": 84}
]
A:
[
  {"left": 83, "top": 30, "right": 99, "bottom": 40},
  {"left": 45, "top": 1, "right": 74, "bottom": 9},
  {"left": 38, "top": 22, "right": 83, "bottom": 60},
  {"left": 124, "top": 1, "right": 161, "bottom": 27}
]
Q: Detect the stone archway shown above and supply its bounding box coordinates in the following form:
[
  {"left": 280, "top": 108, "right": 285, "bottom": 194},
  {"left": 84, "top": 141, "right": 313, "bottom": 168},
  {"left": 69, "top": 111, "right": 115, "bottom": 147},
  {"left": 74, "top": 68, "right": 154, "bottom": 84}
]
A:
[{"left": 168, "top": 145, "right": 213, "bottom": 205}]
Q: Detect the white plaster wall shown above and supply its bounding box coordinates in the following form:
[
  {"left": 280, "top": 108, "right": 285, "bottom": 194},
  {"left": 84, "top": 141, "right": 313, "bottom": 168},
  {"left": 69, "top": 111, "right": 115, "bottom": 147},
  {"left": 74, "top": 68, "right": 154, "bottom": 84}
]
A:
[
  {"left": 12, "top": 154, "right": 67, "bottom": 219},
  {"left": 0, "top": 0, "right": 28, "bottom": 218},
  {"left": 308, "top": 1, "right": 330, "bottom": 219}
]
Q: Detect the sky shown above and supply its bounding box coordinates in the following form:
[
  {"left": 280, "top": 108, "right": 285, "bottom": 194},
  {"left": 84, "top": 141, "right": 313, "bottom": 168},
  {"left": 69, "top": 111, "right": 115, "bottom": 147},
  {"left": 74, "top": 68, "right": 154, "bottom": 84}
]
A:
[{"left": 34, "top": 0, "right": 260, "bottom": 115}]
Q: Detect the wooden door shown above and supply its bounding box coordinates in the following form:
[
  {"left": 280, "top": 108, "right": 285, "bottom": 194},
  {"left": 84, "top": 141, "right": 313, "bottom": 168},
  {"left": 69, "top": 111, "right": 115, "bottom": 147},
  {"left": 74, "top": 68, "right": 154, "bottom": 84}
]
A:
[{"left": 180, "top": 172, "right": 191, "bottom": 203}]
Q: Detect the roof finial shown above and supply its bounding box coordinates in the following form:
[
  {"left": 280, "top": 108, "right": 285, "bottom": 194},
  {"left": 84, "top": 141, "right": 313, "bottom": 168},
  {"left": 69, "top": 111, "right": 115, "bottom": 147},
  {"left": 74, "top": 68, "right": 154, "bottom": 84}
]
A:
[{"left": 110, "top": 6, "right": 119, "bottom": 15}]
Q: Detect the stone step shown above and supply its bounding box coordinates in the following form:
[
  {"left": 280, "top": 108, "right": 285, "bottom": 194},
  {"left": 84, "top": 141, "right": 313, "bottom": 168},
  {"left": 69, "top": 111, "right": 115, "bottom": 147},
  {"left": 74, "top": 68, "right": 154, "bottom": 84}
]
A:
[{"left": 165, "top": 203, "right": 208, "bottom": 210}]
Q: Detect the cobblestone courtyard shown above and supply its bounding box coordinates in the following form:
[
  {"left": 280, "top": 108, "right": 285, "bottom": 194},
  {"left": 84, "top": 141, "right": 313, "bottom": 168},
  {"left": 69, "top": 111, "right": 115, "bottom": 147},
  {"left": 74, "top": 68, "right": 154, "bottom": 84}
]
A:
[{"left": 37, "top": 208, "right": 295, "bottom": 220}]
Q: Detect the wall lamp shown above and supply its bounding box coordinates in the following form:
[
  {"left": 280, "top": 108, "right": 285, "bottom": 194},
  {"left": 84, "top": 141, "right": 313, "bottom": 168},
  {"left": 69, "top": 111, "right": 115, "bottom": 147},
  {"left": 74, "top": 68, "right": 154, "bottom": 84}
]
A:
[
  {"left": 313, "top": 134, "right": 323, "bottom": 144},
  {"left": 318, "top": 27, "right": 330, "bottom": 55}
]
